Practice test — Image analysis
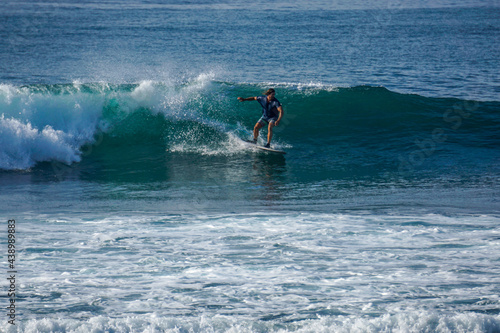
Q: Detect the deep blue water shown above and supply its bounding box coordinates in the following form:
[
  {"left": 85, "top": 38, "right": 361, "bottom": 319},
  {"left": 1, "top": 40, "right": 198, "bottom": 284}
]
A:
[
  {"left": 1, "top": 1, "right": 499, "bottom": 100},
  {"left": 1, "top": 1, "right": 500, "bottom": 332}
]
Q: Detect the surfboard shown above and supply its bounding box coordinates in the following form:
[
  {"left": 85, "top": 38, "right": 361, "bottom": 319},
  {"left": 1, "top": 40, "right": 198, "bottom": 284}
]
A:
[{"left": 241, "top": 139, "right": 287, "bottom": 155}]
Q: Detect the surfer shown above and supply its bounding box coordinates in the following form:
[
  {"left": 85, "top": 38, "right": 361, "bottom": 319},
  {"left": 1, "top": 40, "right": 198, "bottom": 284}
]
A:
[{"left": 238, "top": 88, "right": 283, "bottom": 148}]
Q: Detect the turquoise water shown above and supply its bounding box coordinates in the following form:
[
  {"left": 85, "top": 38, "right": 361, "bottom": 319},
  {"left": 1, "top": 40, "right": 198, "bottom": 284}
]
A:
[{"left": 1, "top": 1, "right": 500, "bottom": 332}]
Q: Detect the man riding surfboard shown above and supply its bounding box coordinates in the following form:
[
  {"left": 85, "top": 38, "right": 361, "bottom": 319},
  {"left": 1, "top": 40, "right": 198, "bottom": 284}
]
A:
[{"left": 238, "top": 88, "right": 284, "bottom": 148}]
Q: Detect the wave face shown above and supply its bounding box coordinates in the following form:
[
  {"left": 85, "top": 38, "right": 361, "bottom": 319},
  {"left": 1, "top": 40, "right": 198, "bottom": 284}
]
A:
[{"left": 1, "top": 79, "right": 499, "bottom": 180}]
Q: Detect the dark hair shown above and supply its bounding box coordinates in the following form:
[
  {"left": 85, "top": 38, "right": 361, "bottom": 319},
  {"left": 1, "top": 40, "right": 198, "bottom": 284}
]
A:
[{"left": 264, "top": 88, "right": 275, "bottom": 96}]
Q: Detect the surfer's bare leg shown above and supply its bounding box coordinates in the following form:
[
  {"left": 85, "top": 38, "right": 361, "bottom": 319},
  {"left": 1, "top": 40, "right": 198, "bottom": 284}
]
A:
[
  {"left": 253, "top": 122, "right": 264, "bottom": 141},
  {"left": 267, "top": 121, "right": 276, "bottom": 144}
]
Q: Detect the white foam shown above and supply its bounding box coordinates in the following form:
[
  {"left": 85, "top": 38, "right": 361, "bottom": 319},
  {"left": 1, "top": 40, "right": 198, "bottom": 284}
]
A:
[
  {"left": 0, "top": 84, "right": 103, "bottom": 170},
  {"left": 8, "top": 212, "right": 500, "bottom": 331},
  {"left": 241, "top": 80, "right": 342, "bottom": 93},
  {"left": 7, "top": 312, "right": 500, "bottom": 333},
  {"left": 0, "top": 115, "right": 82, "bottom": 169}
]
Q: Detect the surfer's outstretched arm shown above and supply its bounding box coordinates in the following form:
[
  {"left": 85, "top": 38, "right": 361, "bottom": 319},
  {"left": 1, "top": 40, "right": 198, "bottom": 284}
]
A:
[{"left": 237, "top": 97, "right": 257, "bottom": 102}]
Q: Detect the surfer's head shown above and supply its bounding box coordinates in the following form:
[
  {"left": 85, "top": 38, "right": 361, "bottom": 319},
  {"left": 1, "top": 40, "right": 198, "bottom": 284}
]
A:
[
  {"left": 264, "top": 88, "right": 275, "bottom": 96},
  {"left": 264, "top": 88, "right": 276, "bottom": 101}
]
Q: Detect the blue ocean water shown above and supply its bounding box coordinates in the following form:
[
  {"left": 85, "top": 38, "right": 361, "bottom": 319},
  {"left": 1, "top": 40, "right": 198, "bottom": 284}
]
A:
[{"left": 1, "top": 0, "right": 500, "bottom": 332}]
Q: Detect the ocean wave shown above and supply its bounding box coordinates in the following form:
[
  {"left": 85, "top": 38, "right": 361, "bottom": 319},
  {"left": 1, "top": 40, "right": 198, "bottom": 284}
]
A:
[{"left": 1, "top": 79, "right": 498, "bottom": 172}]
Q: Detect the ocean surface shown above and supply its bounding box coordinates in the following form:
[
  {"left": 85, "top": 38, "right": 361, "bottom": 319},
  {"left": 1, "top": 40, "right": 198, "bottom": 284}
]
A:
[{"left": 1, "top": 0, "right": 500, "bottom": 332}]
